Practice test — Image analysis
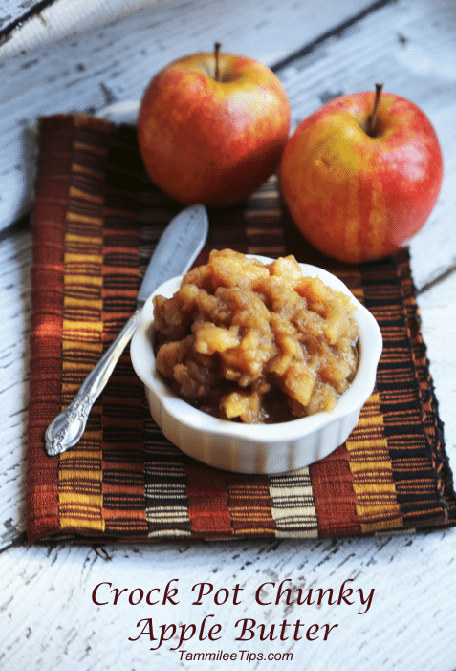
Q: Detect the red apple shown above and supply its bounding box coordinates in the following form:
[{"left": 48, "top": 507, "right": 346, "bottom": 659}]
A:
[
  {"left": 279, "top": 85, "right": 443, "bottom": 264},
  {"left": 138, "top": 45, "right": 291, "bottom": 205}
]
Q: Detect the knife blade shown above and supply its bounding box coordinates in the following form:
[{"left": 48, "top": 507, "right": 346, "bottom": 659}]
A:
[
  {"left": 137, "top": 203, "right": 207, "bottom": 306},
  {"left": 45, "top": 204, "right": 208, "bottom": 456}
]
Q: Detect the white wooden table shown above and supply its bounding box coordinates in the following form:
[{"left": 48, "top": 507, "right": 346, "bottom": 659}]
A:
[{"left": 1, "top": 1, "right": 456, "bottom": 669}]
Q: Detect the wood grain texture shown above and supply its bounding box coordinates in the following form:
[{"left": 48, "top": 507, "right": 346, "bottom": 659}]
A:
[
  {"left": 0, "top": 226, "right": 30, "bottom": 546},
  {"left": 0, "top": 0, "right": 51, "bottom": 35},
  {"left": 1, "top": 0, "right": 456, "bottom": 669},
  {"left": 418, "top": 273, "right": 456, "bottom": 458},
  {"left": 1, "top": 533, "right": 456, "bottom": 670},
  {"left": 0, "top": 0, "right": 168, "bottom": 52}
]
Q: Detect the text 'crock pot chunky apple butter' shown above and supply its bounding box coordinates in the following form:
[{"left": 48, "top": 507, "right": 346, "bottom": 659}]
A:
[{"left": 152, "top": 249, "right": 359, "bottom": 424}]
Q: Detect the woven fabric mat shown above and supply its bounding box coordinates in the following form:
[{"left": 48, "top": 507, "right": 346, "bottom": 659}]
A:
[{"left": 26, "top": 114, "right": 456, "bottom": 544}]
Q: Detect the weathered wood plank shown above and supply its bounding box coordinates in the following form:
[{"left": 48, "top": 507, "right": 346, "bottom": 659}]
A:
[
  {"left": 1, "top": 0, "right": 47, "bottom": 35},
  {"left": 0, "top": 226, "right": 31, "bottom": 546},
  {"left": 1, "top": 530, "right": 455, "bottom": 670},
  {"left": 418, "top": 272, "right": 456, "bottom": 457},
  {"left": 0, "top": 0, "right": 167, "bottom": 51}
]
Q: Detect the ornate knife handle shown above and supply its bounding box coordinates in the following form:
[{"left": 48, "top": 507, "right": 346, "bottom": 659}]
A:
[{"left": 45, "top": 310, "right": 142, "bottom": 456}]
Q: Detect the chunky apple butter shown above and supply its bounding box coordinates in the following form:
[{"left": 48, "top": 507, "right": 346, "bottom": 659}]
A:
[{"left": 152, "top": 249, "right": 359, "bottom": 423}]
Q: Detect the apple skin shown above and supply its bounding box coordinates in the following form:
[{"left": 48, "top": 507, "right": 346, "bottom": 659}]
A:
[
  {"left": 138, "top": 52, "right": 291, "bottom": 205},
  {"left": 279, "top": 91, "right": 444, "bottom": 264}
]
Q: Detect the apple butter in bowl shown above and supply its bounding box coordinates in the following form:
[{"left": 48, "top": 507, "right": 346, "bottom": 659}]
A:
[
  {"left": 130, "top": 249, "right": 382, "bottom": 474},
  {"left": 152, "top": 249, "right": 359, "bottom": 424}
]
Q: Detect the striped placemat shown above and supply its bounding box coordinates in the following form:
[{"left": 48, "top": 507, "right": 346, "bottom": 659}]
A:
[{"left": 26, "top": 114, "right": 456, "bottom": 544}]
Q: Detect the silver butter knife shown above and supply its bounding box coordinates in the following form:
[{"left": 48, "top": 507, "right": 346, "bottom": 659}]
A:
[{"left": 45, "top": 204, "right": 208, "bottom": 456}]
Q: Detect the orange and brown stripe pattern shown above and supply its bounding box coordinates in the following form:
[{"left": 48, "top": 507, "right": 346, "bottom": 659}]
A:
[{"left": 26, "top": 114, "right": 455, "bottom": 544}]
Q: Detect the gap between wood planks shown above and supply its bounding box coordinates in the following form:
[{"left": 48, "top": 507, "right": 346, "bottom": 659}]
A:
[
  {"left": 416, "top": 263, "right": 456, "bottom": 296},
  {"left": 0, "top": 0, "right": 57, "bottom": 47},
  {"left": 271, "top": 0, "right": 398, "bottom": 73}
]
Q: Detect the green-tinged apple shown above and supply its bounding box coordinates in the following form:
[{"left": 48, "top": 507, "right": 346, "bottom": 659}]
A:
[
  {"left": 138, "top": 44, "right": 291, "bottom": 205},
  {"left": 279, "top": 84, "right": 444, "bottom": 264}
]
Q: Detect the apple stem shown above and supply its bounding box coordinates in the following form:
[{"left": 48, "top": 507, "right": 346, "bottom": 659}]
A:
[
  {"left": 366, "top": 82, "right": 383, "bottom": 138},
  {"left": 214, "top": 42, "right": 222, "bottom": 82}
]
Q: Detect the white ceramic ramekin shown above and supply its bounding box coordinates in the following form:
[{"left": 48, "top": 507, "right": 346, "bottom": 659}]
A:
[{"left": 130, "top": 256, "right": 382, "bottom": 474}]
